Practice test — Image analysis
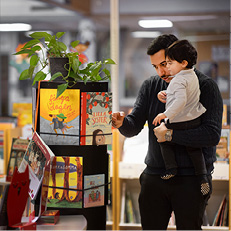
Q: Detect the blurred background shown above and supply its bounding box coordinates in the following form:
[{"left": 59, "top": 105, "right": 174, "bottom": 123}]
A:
[{"left": 0, "top": 0, "right": 229, "bottom": 117}]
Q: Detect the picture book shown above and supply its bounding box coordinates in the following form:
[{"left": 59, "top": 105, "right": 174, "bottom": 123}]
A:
[
  {"left": 12, "top": 102, "right": 32, "bottom": 127},
  {"left": 216, "top": 129, "right": 230, "bottom": 161},
  {"left": 18, "top": 132, "right": 55, "bottom": 200},
  {"left": 84, "top": 174, "right": 105, "bottom": 208},
  {"left": 39, "top": 88, "right": 80, "bottom": 145},
  {"left": 6, "top": 138, "right": 30, "bottom": 181},
  {"left": 80, "top": 92, "right": 112, "bottom": 145},
  {"left": 47, "top": 156, "right": 83, "bottom": 208},
  {"left": 39, "top": 209, "right": 60, "bottom": 225},
  {"left": 0, "top": 121, "right": 16, "bottom": 175}
]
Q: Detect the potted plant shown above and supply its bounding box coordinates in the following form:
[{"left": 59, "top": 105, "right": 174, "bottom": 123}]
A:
[{"left": 14, "top": 31, "right": 115, "bottom": 98}]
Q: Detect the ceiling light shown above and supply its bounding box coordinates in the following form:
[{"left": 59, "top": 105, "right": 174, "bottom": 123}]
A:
[
  {"left": 138, "top": 20, "right": 173, "bottom": 28},
  {"left": 131, "top": 31, "right": 161, "bottom": 38},
  {"left": 0, "top": 23, "right": 32, "bottom": 32}
]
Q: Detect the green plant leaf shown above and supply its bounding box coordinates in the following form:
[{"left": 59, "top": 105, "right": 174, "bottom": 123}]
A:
[
  {"left": 23, "top": 39, "right": 40, "bottom": 49},
  {"left": 50, "top": 72, "right": 63, "bottom": 81},
  {"left": 72, "top": 56, "right": 80, "bottom": 73},
  {"left": 68, "top": 70, "right": 83, "bottom": 81},
  {"left": 31, "top": 45, "right": 42, "bottom": 52},
  {"left": 83, "top": 75, "right": 91, "bottom": 84},
  {"left": 79, "top": 66, "right": 90, "bottom": 75},
  {"left": 102, "top": 68, "right": 110, "bottom": 76},
  {"left": 33, "top": 71, "right": 46, "bottom": 85},
  {"left": 19, "top": 69, "right": 30, "bottom": 80},
  {"left": 30, "top": 55, "right": 39, "bottom": 66},
  {"left": 30, "top": 32, "right": 52, "bottom": 41},
  {"left": 13, "top": 49, "right": 34, "bottom": 56},
  {"left": 104, "top": 58, "right": 116, "bottom": 64},
  {"left": 89, "top": 62, "right": 101, "bottom": 70},
  {"left": 56, "top": 32, "right": 65, "bottom": 39},
  {"left": 94, "top": 74, "right": 102, "bottom": 81},
  {"left": 28, "top": 65, "right": 35, "bottom": 79},
  {"left": 71, "top": 40, "right": 80, "bottom": 48},
  {"left": 56, "top": 83, "right": 68, "bottom": 98},
  {"left": 89, "top": 62, "right": 101, "bottom": 77},
  {"left": 57, "top": 41, "right": 67, "bottom": 52}
]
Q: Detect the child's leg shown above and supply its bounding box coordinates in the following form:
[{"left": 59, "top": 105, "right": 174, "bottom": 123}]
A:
[
  {"left": 186, "top": 147, "right": 210, "bottom": 195},
  {"left": 159, "top": 142, "right": 178, "bottom": 179}
]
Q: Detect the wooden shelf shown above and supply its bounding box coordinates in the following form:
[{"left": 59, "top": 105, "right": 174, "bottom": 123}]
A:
[{"left": 117, "top": 223, "right": 229, "bottom": 231}]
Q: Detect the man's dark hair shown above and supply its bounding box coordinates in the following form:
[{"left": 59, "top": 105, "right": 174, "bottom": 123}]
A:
[
  {"left": 147, "top": 34, "right": 178, "bottom": 55},
  {"left": 165, "top": 40, "right": 197, "bottom": 68}
]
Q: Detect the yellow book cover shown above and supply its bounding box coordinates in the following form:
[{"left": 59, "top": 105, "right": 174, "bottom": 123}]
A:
[
  {"left": 40, "top": 88, "right": 80, "bottom": 145},
  {"left": 12, "top": 103, "right": 32, "bottom": 127},
  {"left": 47, "top": 156, "right": 83, "bottom": 208}
]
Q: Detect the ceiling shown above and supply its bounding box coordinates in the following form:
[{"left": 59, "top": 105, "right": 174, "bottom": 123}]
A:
[{"left": 0, "top": 0, "right": 230, "bottom": 37}]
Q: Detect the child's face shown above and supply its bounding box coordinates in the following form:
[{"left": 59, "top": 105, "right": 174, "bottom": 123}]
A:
[{"left": 166, "top": 57, "right": 187, "bottom": 76}]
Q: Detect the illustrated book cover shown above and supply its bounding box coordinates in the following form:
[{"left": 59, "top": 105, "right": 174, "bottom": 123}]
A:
[
  {"left": 6, "top": 138, "right": 30, "bottom": 182},
  {"left": 39, "top": 88, "right": 80, "bottom": 145},
  {"left": 80, "top": 92, "right": 112, "bottom": 145},
  {"left": 84, "top": 174, "right": 105, "bottom": 208},
  {"left": 216, "top": 129, "right": 230, "bottom": 160},
  {"left": 18, "top": 132, "right": 55, "bottom": 200},
  {"left": 47, "top": 156, "right": 83, "bottom": 208}
]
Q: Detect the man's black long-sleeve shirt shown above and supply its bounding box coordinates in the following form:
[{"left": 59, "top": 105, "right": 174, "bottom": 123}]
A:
[{"left": 119, "top": 69, "right": 223, "bottom": 175}]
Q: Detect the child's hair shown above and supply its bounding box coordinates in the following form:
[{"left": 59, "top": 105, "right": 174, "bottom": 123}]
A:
[{"left": 165, "top": 40, "right": 197, "bottom": 68}]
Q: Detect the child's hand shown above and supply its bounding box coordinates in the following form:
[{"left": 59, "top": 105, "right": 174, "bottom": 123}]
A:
[
  {"left": 153, "top": 113, "right": 167, "bottom": 126},
  {"left": 157, "top": 91, "right": 167, "bottom": 103}
]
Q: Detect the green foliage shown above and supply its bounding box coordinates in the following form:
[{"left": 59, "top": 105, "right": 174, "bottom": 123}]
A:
[{"left": 14, "top": 31, "right": 116, "bottom": 97}]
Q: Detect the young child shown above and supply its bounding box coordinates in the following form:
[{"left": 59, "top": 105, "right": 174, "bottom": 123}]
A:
[{"left": 153, "top": 40, "right": 209, "bottom": 195}]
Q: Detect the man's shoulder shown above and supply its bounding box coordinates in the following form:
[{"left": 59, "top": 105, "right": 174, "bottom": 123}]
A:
[{"left": 195, "top": 69, "right": 218, "bottom": 87}]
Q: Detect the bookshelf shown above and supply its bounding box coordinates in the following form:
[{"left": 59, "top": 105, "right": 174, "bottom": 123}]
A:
[{"left": 111, "top": 127, "right": 230, "bottom": 231}]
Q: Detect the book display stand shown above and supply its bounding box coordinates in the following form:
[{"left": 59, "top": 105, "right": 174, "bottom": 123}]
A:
[{"left": 33, "top": 81, "right": 111, "bottom": 230}]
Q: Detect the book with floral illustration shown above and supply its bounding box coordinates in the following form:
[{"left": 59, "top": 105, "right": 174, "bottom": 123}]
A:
[
  {"left": 39, "top": 88, "right": 80, "bottom": 145},
  {"left": 6, "top": 138, "right": 30, "bottom": 182},
  {"left": 18, "top": 132, "right": 55, "bottom": 200},
  {"left": 47, "top": 156, "right": 83, "bottom": 208},
  {"left": 84, "top": 174, "right": 105, "bottom": 208},
  {"left": 80, "top": 92, "right": 112, "bottom": 145}
]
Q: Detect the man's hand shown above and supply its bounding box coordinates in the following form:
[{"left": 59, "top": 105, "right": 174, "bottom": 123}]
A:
[
  {"left": 112, "top": 111, "right": 125, "bottom": 129},
  {"left": 153, "top": 122, "right": 168, "bottom": 142}
]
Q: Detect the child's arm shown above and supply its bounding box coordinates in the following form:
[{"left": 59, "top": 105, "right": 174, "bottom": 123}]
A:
[{"left": 153, "top": 113, "right": 167, "bottom": 126}]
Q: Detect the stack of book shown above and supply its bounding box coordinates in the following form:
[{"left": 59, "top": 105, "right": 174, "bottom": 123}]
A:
[{"left": 39, "top": 210, "right": 60, "bottom": 225}]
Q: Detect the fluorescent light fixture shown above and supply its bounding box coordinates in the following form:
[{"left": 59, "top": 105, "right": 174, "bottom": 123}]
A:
[
  {"left": 131, "top": 31, "right": 161, "bottom": 38},
  {"left": 0, "top": 23, "right": 32, "bottom": 32},
  {"left": 138, "top": 19, "right": 173, "bottom": 28}
]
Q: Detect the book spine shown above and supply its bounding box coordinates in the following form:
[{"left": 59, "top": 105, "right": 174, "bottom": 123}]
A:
[{"left": 80, "top": 92, "right": 87, "bottom": 145}]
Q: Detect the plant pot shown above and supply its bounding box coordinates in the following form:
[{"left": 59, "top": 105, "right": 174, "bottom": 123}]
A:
[{"left": 49, "top": 57, "right": 69, "bottom": 81}]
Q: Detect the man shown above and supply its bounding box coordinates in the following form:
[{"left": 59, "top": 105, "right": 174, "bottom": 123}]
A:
[{"left": 112, "top": 34, "right": 223, "bottom": 230}]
